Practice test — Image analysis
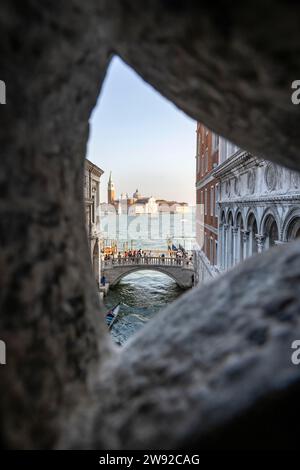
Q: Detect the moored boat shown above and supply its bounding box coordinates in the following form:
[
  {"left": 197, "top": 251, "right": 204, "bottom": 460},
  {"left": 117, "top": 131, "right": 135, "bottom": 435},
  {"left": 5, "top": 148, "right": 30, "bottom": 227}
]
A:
[{"left": 105, "top": 303, "right": 120, "bottom": 329}]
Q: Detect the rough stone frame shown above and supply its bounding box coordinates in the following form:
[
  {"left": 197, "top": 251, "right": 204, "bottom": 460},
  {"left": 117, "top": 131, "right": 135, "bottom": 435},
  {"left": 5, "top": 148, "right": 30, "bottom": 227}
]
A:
[{"left": 1, "top": 0, "right": 300, "bottom": 450}]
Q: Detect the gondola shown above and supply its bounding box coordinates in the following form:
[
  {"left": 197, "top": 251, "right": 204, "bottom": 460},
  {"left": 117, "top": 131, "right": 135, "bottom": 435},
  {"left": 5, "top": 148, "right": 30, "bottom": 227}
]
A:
[{"left": 105, "top": 303, "right": 120, "bottom": 329}]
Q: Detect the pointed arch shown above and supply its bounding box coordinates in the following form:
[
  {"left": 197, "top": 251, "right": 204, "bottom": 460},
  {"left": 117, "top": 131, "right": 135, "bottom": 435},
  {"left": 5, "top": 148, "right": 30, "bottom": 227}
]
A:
[
  {"left": 282, "top": 208, "right": 300, "bottom": 241},
  {"left": 259, "top": 207, "right": 281, "bottom": 236}
]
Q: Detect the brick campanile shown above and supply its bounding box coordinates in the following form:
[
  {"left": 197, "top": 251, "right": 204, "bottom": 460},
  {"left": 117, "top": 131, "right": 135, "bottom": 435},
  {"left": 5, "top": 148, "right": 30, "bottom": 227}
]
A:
[{"left": 107, "top": 171, "right": 115, "bottom": 204}]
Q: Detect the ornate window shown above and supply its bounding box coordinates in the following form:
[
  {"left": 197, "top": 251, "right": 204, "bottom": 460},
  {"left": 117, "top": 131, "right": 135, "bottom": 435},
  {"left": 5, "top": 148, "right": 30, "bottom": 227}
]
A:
[
  {"left": 264, "top": 163, "right": 278, "bottom": 191},
  {"left": 247, "top": 170, "right": 255, "bottom": 194}
]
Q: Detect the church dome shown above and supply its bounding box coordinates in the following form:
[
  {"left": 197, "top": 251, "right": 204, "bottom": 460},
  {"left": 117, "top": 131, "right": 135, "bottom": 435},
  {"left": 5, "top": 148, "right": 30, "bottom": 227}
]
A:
[{"left": 133, "top": 189, "right": 141, "bottom": 199}]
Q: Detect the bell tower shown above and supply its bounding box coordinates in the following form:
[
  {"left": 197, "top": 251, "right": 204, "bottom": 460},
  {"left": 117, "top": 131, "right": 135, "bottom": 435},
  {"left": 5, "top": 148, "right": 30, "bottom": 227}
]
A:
[{"left": 108, "top": 171, "right": 115, "bottom": 204}]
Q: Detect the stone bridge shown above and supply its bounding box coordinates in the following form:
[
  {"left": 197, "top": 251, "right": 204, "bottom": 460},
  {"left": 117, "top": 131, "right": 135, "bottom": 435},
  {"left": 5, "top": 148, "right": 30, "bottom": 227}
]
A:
[{"left": 102, "top": 256, "right": 195, "bottom": 289}]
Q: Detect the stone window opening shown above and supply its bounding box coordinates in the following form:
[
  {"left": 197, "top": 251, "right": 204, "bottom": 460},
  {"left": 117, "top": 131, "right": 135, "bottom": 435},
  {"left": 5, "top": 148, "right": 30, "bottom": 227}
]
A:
[{"left": 2, "top": 2, "right": 300, "bottom": 452}]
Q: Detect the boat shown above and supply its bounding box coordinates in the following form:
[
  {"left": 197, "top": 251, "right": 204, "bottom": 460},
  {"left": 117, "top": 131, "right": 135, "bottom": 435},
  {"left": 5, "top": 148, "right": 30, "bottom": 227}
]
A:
[{"left": 105, "top": 303, "right": 121, "bottom": 329}]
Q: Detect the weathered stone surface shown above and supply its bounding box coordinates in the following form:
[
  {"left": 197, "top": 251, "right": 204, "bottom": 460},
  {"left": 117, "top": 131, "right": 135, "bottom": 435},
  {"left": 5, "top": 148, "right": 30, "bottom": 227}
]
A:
[
  {"left": 66, "top": 241, "right": 300, "bottom": 449},
  {"left": 0, "top": 0, "right": 117, "bottom": 448},
  {"left": 1, "top": 0, "right": 300, "bottom": 449}
]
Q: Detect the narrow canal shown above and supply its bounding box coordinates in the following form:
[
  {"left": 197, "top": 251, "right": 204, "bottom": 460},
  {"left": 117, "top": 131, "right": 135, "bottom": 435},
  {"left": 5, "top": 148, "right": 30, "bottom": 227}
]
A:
[{"left": 104, "top": 270, "right": 184, "bottom": 345}]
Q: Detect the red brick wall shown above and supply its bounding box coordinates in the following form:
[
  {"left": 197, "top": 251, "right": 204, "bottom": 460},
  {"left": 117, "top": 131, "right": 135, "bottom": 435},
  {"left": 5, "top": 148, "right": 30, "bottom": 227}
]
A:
[
  {"left": 196, "top": 123, "right": 219, "bottom": 184},
  {"left": 195, "top": 123, "right": 219, "bottom": 265}
]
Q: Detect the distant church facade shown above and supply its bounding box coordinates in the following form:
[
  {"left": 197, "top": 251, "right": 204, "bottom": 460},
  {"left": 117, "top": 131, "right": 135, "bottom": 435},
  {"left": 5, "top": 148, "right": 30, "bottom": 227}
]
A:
[{"left": 101, "top": 172, "right": 189, "bottom": 215}]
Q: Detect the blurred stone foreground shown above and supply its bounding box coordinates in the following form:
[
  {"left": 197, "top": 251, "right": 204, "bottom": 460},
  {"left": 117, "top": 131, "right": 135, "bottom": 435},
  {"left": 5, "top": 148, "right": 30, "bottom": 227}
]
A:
[{"left": 1, "top": 0, "right": 300, "bottom": 449}]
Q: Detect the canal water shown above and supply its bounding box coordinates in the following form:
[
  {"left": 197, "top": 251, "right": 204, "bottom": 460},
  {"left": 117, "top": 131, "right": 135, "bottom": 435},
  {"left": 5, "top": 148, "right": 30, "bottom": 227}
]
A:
[
  {"left": 102, "top": 211, "right": 196, "bottom": 344},
  {"left": 104, "top": 270, "right": 184, "bottom": 345}
]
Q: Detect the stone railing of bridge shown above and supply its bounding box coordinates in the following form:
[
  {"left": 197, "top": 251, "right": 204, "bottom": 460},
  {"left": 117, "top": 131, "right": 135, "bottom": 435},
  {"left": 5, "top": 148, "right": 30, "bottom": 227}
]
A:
[{"left": 102, "top": 256, "right": 194, "bottom": 270}]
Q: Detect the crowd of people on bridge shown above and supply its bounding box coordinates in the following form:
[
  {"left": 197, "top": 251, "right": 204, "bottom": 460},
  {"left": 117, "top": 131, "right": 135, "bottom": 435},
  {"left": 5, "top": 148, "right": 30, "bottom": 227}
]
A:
[{"left": 103, "top": 249, "right": 193, "bottom": 266}]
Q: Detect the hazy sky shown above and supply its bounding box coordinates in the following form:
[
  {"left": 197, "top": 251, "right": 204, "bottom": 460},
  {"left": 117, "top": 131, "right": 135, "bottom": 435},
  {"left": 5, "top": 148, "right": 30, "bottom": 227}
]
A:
[{"left": 87, "top": 56, "right": 196, "bottom": 205}]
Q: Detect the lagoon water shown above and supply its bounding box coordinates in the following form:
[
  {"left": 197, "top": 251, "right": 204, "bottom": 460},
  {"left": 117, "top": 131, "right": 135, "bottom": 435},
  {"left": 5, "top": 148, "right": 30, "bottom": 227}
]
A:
[{"left": 101, "top": 211, "right": 196, "bottom": 252}]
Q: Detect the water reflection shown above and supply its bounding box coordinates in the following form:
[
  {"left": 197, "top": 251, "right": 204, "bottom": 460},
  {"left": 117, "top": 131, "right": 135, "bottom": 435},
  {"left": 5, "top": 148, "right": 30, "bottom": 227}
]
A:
[{"left": 104, "top": 270, "right": 183, "bottom": 345}]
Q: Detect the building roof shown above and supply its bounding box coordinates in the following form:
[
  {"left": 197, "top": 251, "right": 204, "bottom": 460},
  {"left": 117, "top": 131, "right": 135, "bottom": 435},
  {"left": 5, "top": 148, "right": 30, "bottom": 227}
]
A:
[
  {"left": 134, "top": 197, "right": 152, "bottom": 204},
  {"left": 85, "top": 158, "right": 104, "bottom": 176},
  {"left": 156, "top": 199, "right": 188, "bottom": 206}
]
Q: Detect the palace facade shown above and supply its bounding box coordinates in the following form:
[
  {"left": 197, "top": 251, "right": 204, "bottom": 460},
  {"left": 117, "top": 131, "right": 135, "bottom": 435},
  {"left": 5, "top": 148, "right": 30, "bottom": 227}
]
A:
[
  {"left": 84, "top": 159, "right": 104, "bottom": 286},
  {"left": 215, "top": 149, "right": 300, "bottom": 271},
  {"left": 194, "top": 124, "right": 300, "bottom": 284}
]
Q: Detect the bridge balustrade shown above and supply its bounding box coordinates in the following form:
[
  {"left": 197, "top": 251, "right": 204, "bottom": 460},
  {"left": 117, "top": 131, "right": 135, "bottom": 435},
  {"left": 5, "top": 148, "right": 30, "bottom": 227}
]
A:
[{"left": 102, "top": 256, "right": 193, "bottom": 269}]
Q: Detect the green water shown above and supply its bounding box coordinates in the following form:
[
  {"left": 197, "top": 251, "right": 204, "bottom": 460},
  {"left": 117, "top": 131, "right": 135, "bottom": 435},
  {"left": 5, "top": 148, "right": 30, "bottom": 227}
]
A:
[{"left": 104, "top": 270, "right": 184, "bottom": 345}]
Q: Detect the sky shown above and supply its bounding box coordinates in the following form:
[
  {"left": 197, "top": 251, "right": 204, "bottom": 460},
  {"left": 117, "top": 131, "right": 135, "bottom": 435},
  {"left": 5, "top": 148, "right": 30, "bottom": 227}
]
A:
[{"left": 87, "top": 56, "right": 196, "bottom": 205}]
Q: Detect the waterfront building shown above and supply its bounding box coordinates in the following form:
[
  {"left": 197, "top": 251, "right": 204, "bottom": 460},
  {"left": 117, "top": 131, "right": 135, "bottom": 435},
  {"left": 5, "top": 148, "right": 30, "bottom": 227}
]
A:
[
  {"left": 194, "top": 122, "right": 300, "bottom": 284},
  {"left": 128, "top": 196, "right": 158, "bottom": 215},
  {"left": 156, "top": 200, "right": 189, "bottom": 214},
  {"left": 85, "top": 159, "right": 104, "bottom": 286},
  {"left": 194, "top": 123, "right": 221, "bottom": 283},
  {"left": 101, "top": 173, "right": 188, "bottom": 216}
]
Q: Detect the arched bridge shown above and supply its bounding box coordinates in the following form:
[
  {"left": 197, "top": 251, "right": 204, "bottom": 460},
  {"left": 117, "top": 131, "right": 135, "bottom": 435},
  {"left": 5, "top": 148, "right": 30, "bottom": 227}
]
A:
[{"left": 102, "top": 256, "right": 195, "bottom": 289}]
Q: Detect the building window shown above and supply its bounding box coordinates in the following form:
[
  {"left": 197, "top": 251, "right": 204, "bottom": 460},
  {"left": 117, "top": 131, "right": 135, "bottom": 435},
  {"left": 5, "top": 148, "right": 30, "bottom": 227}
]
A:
[
  {"left": 92, "top": 196, "right": 95, "bottom": 223},
  {"left": 214, "top": 184, "right": 219, "bottom": 217},
  {"left": 219, "top": 137, "right": 226, "bottom": 163},
  {"left": 205, "top": 148, "right": 208, "bottom": 173},
  {"left": 219, "top": 137, "right": 238, "bottom": 163},
  {"left": 210, "top": 237, "right": 213, "bottom": 263},
  {"left": 204, "top": 189, "right": 208, "bottom": 216},
  {"left": 210, "top": 186, "right": 214, "bottom": 216},
  {"left": 196, "top": 131, "right": 201, "bottom": 174},
  {"left": 212, "top": 133, "right": 219, "bottom": 152}
]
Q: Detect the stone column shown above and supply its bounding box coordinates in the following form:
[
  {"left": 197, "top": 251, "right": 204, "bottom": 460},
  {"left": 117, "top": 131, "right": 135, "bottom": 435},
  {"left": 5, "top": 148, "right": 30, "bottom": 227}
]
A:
[
  {"left": 97, "top": 239, "right": 101, "bottom": 286},
  {"left": 232, "top": 227, "right": 239, "bottom": 265},
  {"left": 224, "top": 224, "right": 229, "bottom": 270},
  {"left": 228, "top": 224, "right": 232, "bottom": 267},
  {"left": 243, "top": 230, "right": 250, "bottom": 259},
  {"left": 218, "top": 223, "right": 223, "bottom": 270},
  {"left": 255, "top": 234, "right": 266, "bottom": 253}
]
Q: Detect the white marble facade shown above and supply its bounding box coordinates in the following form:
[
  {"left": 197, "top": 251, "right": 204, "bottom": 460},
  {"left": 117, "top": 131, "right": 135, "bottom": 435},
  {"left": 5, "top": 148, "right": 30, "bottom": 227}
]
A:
[
  {"left": 85, "top": 159, "right": 104, "bottom": 286},
  {"left": 214, "top": 150, "right": 300, "bottom": 272}
]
